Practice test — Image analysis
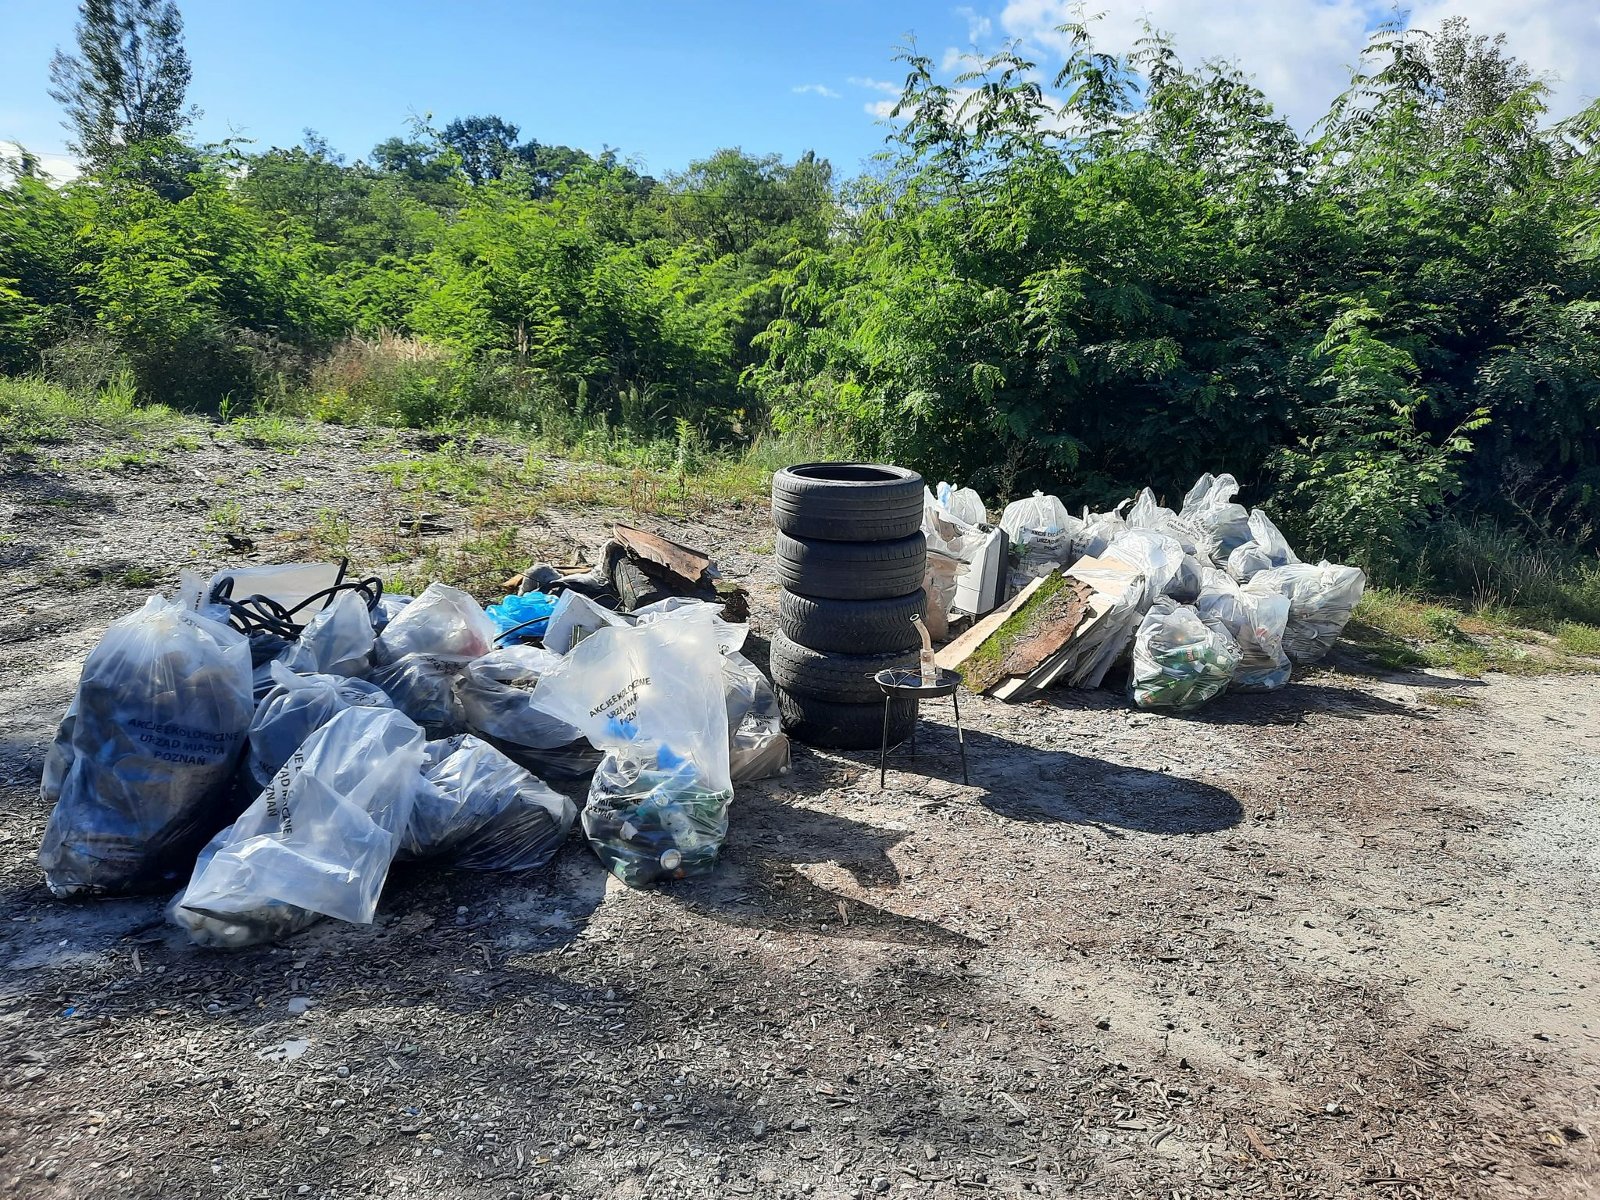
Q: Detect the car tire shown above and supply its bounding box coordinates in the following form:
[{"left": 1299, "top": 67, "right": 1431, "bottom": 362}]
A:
[
  {"left": 771, "top": 462, "right": 924, "bottom": 542},
  {"left": 775, "top": 530, "right": 926, "bottom": 601},
  {"left": 768, "top": 630, "right": 920, "bottom": 704},
  {"left": 778, "top": 588, "right": 927, "bottom": 654},
  {"left": 776, "top": 687, "right": 916, "bottom": 751}
]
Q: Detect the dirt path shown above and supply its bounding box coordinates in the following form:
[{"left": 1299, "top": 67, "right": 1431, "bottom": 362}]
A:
[{"left": 1, "top": 427, "right": 1597, "bottom": 1199}]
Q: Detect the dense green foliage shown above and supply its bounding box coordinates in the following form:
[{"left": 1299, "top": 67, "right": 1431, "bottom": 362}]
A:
[{"left": 4, "top": 9, "right": 1600, "bottom": 588}]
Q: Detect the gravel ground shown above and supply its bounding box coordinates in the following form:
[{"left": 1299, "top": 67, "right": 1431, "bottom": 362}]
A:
[{"left": 1, "top": 424, "right": 1597, "bottom": 1199}]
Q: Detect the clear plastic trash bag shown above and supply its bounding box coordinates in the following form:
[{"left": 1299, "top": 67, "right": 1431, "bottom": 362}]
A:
[
  {"left": 1226, "top": 509, "right": 1300, "bottom": 581},
  {"left": 1104, "top": 529, "right": 1185, "bottom": 610},
  {"left": 1071, "top": 502, "right": 1130, "bottom": 562},
  {"left": 275, "top": 589, "right": 376, "bottom": 678},
  {"left": 244, "top": 662, "right": 394, "bottom": 793},
  {"left": 529, "top": 611, "right": 733, "bottom": 886},
  {"left": 1179, "top": 473, "right": 1252, "bottom": 562},
  {"left": 1195, "top": 568, "right": 1292, "bottom": 691},
  {"left": 724, "top": 650, "right": 790, "bottom": 783},
  {"left": 374, "top": 582, "right": 497, "bottom": 665},
  {"left": 631, "top": 597, "right": 746, "bottom": 654},
  {"left": 455, "top": 646, "right": 597, "bottom": 779},
  {"left": 542, "top": 589, "right": 630, "bottom": 655},
  {"left": 1130, "top": 597, "right": 1243, "bottom": 712},
  {"left": 169, "top": 706, "right": 426, "bottom": 948},
  {"left": 1128, "top": 487, "right": 1208, "bottom": 561},
  {"left": 401, "top": 735, "right": 577, "bottom": 872},
  {"left": 1245, "top": 562, "right": 1367, "bottom": 665},
  {"left": 1001, "top": 491, "right": 1080, "bottom": 589},
  {"left": 371, "top": 594, "right": 412, "bottom": 633},
  {"left": 368, "top": 653, "right": 473, "bottom": 736},
  {"left": 38, "top": 574, "right": 255, "bottom": 897},
  {"left": 935, "top": 481, "right": 988, "bottom": 527}
]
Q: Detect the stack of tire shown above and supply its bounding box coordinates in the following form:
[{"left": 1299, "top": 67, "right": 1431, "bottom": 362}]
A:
[{"left": 769, "top": 463, "right": 928, "bottom": 750}]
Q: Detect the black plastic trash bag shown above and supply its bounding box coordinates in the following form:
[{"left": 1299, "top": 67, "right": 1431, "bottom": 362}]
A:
[
  {"left": 401, "top": 735, "right": 577, "bottom": 871},
  {"left": 244, "top": 662, "right": 394, "bottom": 793},
  {"left": 38, "top": 575, "right": 255, "bottom": 897}
]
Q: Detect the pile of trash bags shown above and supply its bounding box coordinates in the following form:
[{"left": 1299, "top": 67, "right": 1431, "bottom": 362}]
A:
[
  {"left": 38, "top": 554, "right": 791, "bottom": 949},
  {"left": 992, "top": 472, "right": 1367, "bottom": 711}
]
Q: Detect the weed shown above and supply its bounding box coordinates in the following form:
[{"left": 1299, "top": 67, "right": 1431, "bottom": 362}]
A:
[
  {"left": 118, "top": 564, "right": 161, "bottom": 589},
  {"left": 227, "top": 412, "right": 316, "bottom": 451},
  {"left": 1422, "top": 692, "right": 1482, "bottom": 709},
  {"left": 80, "top": 448, "right": 161, "bottom": 471},
  {"left": 207, "top": 498, "right": 245, "bottom": 534},
  {"left": 280, "top": 477, "right": 308, "bottom": 493},
  {"left": 1350, "top": 587, "right": 1600, "bottom": 676}
]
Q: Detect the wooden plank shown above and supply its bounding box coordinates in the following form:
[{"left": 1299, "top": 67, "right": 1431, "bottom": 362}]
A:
[
  {"left": 935, "top": 575, "right": 1047, "bottom": 671},
  {"left": 612, "top": 524, "right": 715, "bottom": 587}
]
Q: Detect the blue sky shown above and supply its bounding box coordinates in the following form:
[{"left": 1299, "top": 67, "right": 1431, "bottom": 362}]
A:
[{"left": 3, "top": 1, "right": 1598, "bottom": 181}]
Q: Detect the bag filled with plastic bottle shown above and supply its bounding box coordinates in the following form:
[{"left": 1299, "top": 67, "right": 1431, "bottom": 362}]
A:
[
  {"left": 168, "top": 706, "right": 426, "bottom": 948},
  {"left": 401, "top": 735, "right": 577, "bottom": 871},
  {"left": 375, "top": 582, "right": 498, "bottom": 664},
  {"left": 529, "top": 611, "right": 733, "bottom": 886},
  {"left": 1130, "top": 597, "right": 1242, "bottom": 712},
  {"left": 1195, "top": 568, "right": 1292, "bottom": 691},
  {"left": 38, "top": 573, "right": 254, "bottom": 897}
]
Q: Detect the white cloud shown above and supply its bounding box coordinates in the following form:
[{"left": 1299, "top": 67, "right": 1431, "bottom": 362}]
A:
[
  {"left": 995, "top": 0, "right": 1600, "bottom": 128},
  {"left": 851, "top": 76, "right": 906, "bottom": 118},
  {"left": 0, "top": 141, "right": 79, "bottom": 182},
  {"left": 792, "top": 83, "right": 842, "bottom": 99},
  {"left": 955, "top": 5, "right": 994, "bottom": 42}
]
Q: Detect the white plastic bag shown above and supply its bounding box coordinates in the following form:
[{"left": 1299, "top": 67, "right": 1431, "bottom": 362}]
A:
[
  {"left": 169, "top": 706, "right": 426, "bottom": 948},
  {"left": 1245, "top": 562, "right": 1367, "bottom": 664},
  {"left": 1130, "top": 597, "right": 1242, "bottom": 712},
  {"left": 1071, "top": 503, "right": 1129, "bottom": 561},
  {"left": 374, "top": 582, "right": 497, "bottom": 665},
  {"left": 935, "top": 481, "right": 987, "bottom": 526},
  {"left": 402, "top": 735, "right": 577, "bottom": 872},
  {"left": 207, "top": 562, "right": 343, "bottom": 615},
  {"left": 542, "top": 589, "right": 630, "bottom": 655},
  {"left": 529, "top": 611, "right": 732, "bottom": 886},
  {"left": 1000, "top": 491, "right": 1080, "bottom": 588},
  {"left": 1128, "top": 487, "right": 1208, "bottom": 561},
  {"left": 38, "top": 575, "right": 254, "bottom": 897},
  {"left": 1195, "top": 568, "right": 1291, "bottom": 691},
  {"left": 1103, "top": 529, "right": 1185, "bottom": 609},
  {"left": 631, "top": 597, "right": 746, "bottom": 654},
  {"left": 724, "top": 650, "right": 790, "bottom": 782},
  {"left": 1226, "top": 509, "right": 1300, "bottom": 581},
  {"left": 275, "top": 589, "right": 376, "bottom": 678},
  {"left": 1179, "top": 473, "right": 1252, "bottom": 562},
  {"left": 245, "top": 662, "right": 393, "bottom": 792}
]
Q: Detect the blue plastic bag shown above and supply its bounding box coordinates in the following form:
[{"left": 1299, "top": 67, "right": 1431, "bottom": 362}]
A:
[{"left": 485, "top": 592, "right": 558, "bottom": 643}]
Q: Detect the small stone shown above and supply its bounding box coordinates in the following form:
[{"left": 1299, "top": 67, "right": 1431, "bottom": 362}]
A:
[
  {"left": 298, "top": 1188, "right": 311, "bottom": 1196},
  {"left": 757, "top": 1168, "right": 779, "bottom": 1185},
  {"left": 632, "top": 1118, "right": 646, "bottom": 1132},
  {"left": 872, "top": 1177, "right": 891, "bottom": 1194},
  {"left": 1094, "top": 1017, "right": 1111, "bottom": 1030},
  {"left": 336, "top": 1065, "right": 349, "bottom": 1078},
  {"left": 632, "top": 1102, "right": 644, "bottom": 1112},
  {"left": 752, "top": 1121, "right": 767, "bottom": 1137},
  {"left": 789, "top": 1118, "right": 810, "bottom": 1132},
  {"left": 316, "top": 1126, "right": 330, "bottom": 1136},
  {"left": 287, "top": 997, "right": 312, "bottom": 1016},
  {"left": 456, "top": 906, "right": 470, "bottom": 916}
]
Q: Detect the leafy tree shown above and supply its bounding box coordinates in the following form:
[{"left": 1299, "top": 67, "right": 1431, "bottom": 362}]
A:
[
  {"left": 48, "top": 0, "right": 196, "bottom": 171},
  {"left": 441, "top": 114, "right": 523, "bottom": 186}
]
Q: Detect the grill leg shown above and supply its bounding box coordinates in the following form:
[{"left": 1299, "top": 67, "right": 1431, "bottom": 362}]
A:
[
  {"left": 878, "top": 695, "right": 891, "bottom": 790},
  {"left": 953, "top": 689, "right": 969, "bottom": 786}
]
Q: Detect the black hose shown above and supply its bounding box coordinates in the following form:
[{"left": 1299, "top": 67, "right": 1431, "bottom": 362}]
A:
[{"left": 208, "top": 558, "right": 384, "bottom": 640}]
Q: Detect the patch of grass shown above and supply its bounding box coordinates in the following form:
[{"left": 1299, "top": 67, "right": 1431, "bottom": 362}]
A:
[
  {"left": 79, "top": 448, "right": 162, "bottom": 471},
  {"left": 0, "top": 373, "right": 185, "bottom": 452},
  {"left": 280, "top": 477, "right": 307, "bottom": 493},
  {"left": 118, "top": 564, "right": 161, "bottom": 589},
  {"left": 207, "top": 498, "right": 245, "bottom": 534},
  {"left": 1348, "top": 587, "right": 1598, "bottom": 677},
  {"left": 226, "top": 412, "right": 316, "bottom": 451},
  {"left": 1422, "top": 692, "right": 1482, "bottom": 710}
]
